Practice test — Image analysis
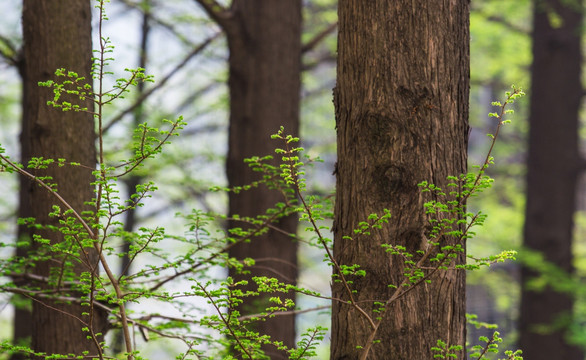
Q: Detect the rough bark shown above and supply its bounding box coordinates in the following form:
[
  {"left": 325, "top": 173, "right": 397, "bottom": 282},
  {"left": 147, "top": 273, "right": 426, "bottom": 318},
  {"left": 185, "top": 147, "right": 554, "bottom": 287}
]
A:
[
  {"left": 332, "top": 1, "right": 469, "bottom": 359},
  {"left": 519, "top": 1, "right": 584, "bottom": 359},
  {"left": 21, "top": 0, "right": 103, "bottom": 356},
  {"left": 224, "top": 1, "right": 302, "bottom": 358}
]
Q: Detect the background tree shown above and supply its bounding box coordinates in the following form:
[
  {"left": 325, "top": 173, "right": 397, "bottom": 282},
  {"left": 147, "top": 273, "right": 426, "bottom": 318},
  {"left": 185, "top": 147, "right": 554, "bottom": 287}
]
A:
[
  {"left": 332, "top": 0, "right": 470, "bottom": 358},
  {"left": 520, "top": 0, "right": 584, "bottom": 358},
  {"left": 110, "top": 0, "right": 151, "bottom": 355},
  {"left": 466, "top": 0, "right": 532, "bottom": 346},
  {"left": 195, "top": 1, "right": 302, "bottom": 356},
  {"left": 11, "top": 24, "right": 29, "bottom": 360},
  {"left": 19, "top": 0, "right": 104, "bottom": 356}
]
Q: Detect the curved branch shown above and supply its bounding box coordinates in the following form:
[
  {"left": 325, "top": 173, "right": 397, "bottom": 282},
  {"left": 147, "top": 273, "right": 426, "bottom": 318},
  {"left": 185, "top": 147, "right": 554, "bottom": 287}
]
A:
[
  {"left": 192, "top": 0, "right": 234, "bottom": 30},
  {"left": 103, "top": 32, "right": 221, "bottom": 133},
  {"left": 302, "top": 22, "right": 337, "bottom": 54},
  {"left": 0, "top": 33, "right": 20, "bottom": 66}
]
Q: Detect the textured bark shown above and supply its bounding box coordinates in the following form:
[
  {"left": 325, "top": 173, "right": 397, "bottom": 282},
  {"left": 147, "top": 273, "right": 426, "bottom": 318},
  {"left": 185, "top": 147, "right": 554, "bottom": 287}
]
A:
[
  {"left": 519, "top": 1, "right": 584, "bottom": 359},
  {"left": 332, "top": 1, "right": 469, "bottom": 359},
  {"left": 225, "top": 1, "right": 301, "bottom": 358},
  {"left": 21, "top": 0, "right": 103, "bottom": 356}
]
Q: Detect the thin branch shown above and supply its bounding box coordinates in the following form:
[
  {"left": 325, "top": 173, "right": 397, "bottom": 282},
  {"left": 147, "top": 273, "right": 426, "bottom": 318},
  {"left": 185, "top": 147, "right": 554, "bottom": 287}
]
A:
[
  {"left": 483, "top": 14, "right": 529, "bottom": 35},
  {"left": 117, "top": 0, "right": 197, "bottom": 47},
  {"left": 0, "top": 154, "right": 96, "bottom": 239},
  {"left": 0, "top": 33, "right": 19, "bottom": 66},
  {"left": 236, "top": 305, "right": 330, "bottom": 322},
  {"left": 302, "top": 22, "right": 337, "bottom": 54},
  {"left": 279, "top": 137, "right": 377, "bottom": 330},
  {"left": 3, "top": 286, "right": 210, "bottom": 345},
  {"left": 192, "top": 0, "right": 233, "bottom": 30},
  {"left": 198, "top": 282, "right": 255, "bottom": 359},
  {"left": 103, "top": 32, "right": 221, "bottom": 133},
  {"left": 471, "top": 7, "right": 529, "bottom": 35},
  {"left": 148, "top": 206, "right": 292, "bottom": 292},
  {"left": 302, "top": 52, "right": 336, "bottom": 71}
]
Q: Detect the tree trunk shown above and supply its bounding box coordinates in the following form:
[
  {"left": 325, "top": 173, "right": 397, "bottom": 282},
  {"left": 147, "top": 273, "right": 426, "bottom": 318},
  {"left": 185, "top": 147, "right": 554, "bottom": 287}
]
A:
[
  {"left": 519, "top": 1, "right": 584, "bottom": 359},
  {"left": 332, "top": 1, "right": 469, "bottom": 359},
  {"left": 224, "top": 1, "right": 302, "bottom": 358},
  {"left": 21, "top": 0, "right": 103, "bottom": 356},
  {"left": 112, "top": 0, "right": 151, "bottom": 354}
]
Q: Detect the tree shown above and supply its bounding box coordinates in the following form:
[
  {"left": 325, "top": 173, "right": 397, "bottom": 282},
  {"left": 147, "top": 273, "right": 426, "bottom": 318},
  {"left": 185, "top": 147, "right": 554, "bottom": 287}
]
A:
[
  {"left": 195, "top": 1, "right": 302, "bottom": 357},
  {"left": 111, "top": 0, "right": 151, "bottom": 355},
  {"left": 332, "top": 1, "right": 470, "bottom": 358},
  {"left": 12, "top": 42, "right": 31, "bottom": 360},
  {"left": 19, "top": 0, "right": 105, "bottom": 356},
  {"left": 519, "top": 0, "right": 584, "bottom": 358}
]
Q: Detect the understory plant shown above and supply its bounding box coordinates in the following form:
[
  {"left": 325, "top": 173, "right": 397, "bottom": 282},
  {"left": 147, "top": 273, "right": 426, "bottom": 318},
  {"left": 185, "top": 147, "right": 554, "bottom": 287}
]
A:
[{"left": 0, "top": 1, "right": 525, "bottom": 359}]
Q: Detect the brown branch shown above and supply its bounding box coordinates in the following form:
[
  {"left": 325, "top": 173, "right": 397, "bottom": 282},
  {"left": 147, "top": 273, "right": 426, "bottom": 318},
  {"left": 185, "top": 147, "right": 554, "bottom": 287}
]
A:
[
  {"left": 198, "top": 282, "right": 255, "bottom": 359},
  {"left": 0, "top": 154, "right": 96, "bottom": 239},
  {"left": 17, "top": 290, "right": 107, "bottom": 358},
  {"left": 103, "top": 32, "right": 221, "bottom": 133},
  {"left": 236, "top": 305, "right": 330, "bottom": 322},
  {"left": 117, "top": 0, "right": 196, "bottom": 47},
  {"left": 192, "top": 0, "right": 234, "bottom": 30},
  {"left": 302, "top": 52, "right": 336, "bottom": 71},
  {"left": 279, "top": 137, "right": 377, "bottom": 331},
  {"left": 471, "top": 7, "right": 529, "bottom": 35},
  {"left": 0, "top": 33, "right": 19, "bottom": 66},
  {"left": 302, "top": 22, "right": 337, "bottom": 54},
  {"left": 484, "top": 14, "right": 529, "bottom": 35},
  {"left": 4, "top": 286, "right": 210, "bottom": 345}
]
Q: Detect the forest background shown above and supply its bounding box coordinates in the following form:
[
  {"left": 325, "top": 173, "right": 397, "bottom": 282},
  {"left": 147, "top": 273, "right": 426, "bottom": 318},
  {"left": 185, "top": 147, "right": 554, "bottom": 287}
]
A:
[{"left": 0, "top": 0, "right": 584, "bottom": 359}]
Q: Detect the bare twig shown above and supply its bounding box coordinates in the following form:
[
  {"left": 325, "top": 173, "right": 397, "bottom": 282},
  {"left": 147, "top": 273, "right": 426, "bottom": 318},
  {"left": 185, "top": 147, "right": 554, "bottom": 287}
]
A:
[
  {"left": 0, "top": 33, "right": 20, "bottom": 67},
  {"left": 483, "top": 14, "right": 529, "bottom": 34},
  {"left": 103, "top": 32, "right": 221, "bottom": 133},
  {"left": 302, "top": 22, "right": 337, "bottom": 54}
]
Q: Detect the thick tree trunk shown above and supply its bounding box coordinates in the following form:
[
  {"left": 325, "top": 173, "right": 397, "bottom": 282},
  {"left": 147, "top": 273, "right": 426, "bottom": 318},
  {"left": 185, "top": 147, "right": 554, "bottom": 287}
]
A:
[
  {"left": 21, "top": 0, "right": 103, "bottom": 356},
  {"left": 332, "top": 1, "right": 469, "bottom": 359},
  {"left": 519, "top": 1, "right": 584, "bottom": 359},
  {"left": 225, "top": 1, "right": 301, "bottom": 358}
]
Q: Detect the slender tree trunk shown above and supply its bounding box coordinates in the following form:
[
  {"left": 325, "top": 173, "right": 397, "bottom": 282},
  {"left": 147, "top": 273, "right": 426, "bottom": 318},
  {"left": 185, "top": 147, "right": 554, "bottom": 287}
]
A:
[
  {"left": 112, "top": 1, "right": 151, "bottom": 354},
  {"left": 519, "top": 1, "right": 584, "bottom": 359},
  {"left": 225, "top": 1, "right": 301, "bottom": 357},
  {"left": 11, "top": 186, "right": 32, "bottom": 360},
  {"left": 21, "top": 0, "right": 104, "bottom": 356},
  {"left": 12, "top": 60, "right": 33, "bottom": 354},
  {"left": 332, "top": 1, "right": 469, "bottom": 358}
]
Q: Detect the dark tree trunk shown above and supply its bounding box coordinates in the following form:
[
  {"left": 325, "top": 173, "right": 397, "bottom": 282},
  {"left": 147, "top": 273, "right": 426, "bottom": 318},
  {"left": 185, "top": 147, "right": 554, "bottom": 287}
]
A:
[
  {"left": 332, "top": 1, "right": 470, "bottom": 359},
  {"left": 224, "top": 1, "right": 302, "bottom": 357},
  {"left": 519, "top": 1, "right": 584, "bottom": 359},
  {"left": 20, "top": 0, "right": 103, "bottom": 356}
]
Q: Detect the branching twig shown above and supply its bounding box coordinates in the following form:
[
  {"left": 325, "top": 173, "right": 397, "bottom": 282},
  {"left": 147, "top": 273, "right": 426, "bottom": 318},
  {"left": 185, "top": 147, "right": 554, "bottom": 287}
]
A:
[
  {"left": 103, "top": 32, "right": 221, "bottom": 133},
  {"left": 302, "top": 22, "right": 337, "bottom": 54}
]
